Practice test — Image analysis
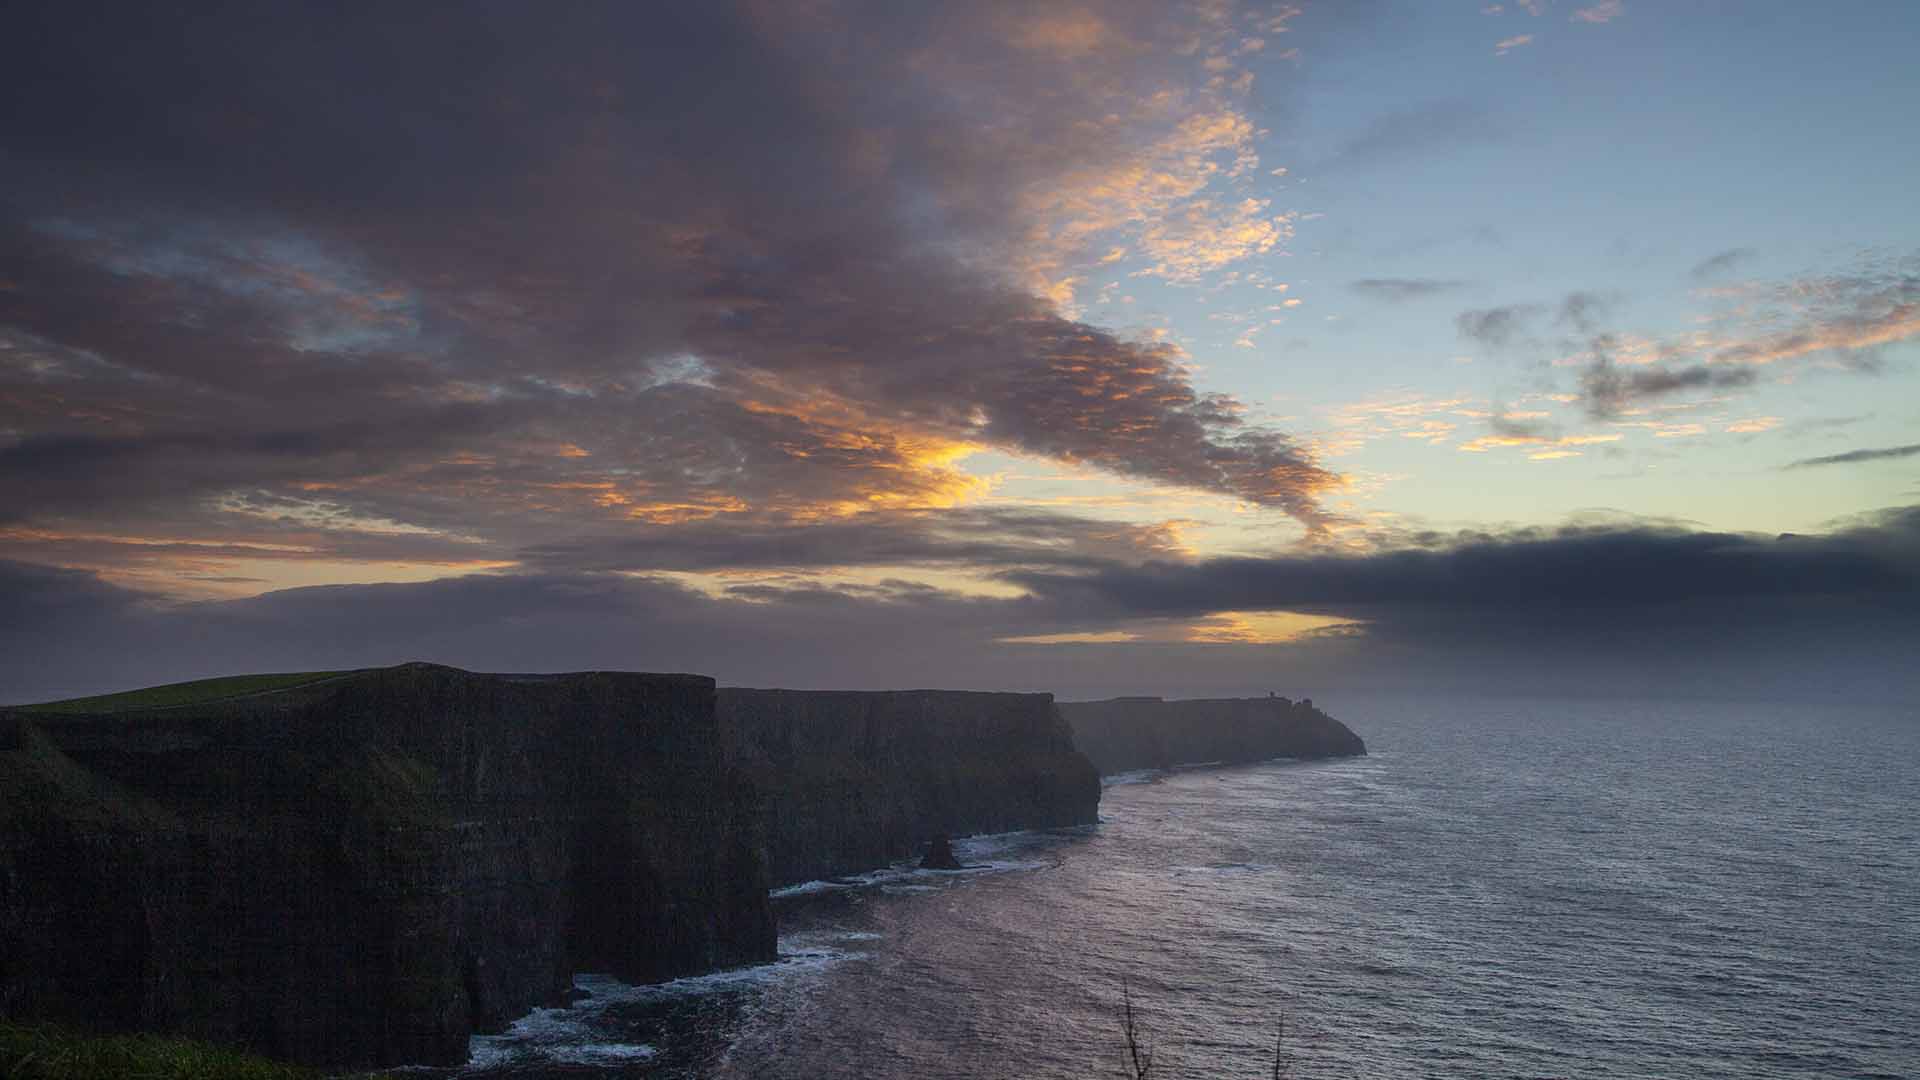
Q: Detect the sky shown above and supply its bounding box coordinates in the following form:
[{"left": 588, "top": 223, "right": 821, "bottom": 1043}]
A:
[{"left": 3, "top": 0, "right": 1917, "bottom": 704}]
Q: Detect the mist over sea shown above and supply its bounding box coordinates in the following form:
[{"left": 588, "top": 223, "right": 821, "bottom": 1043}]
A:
[{"left": 455, "top": 696, "right": 1919, "bottom": 1078}]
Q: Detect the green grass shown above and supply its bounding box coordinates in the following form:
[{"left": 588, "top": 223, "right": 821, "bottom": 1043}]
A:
[
  {"left": 16, "top": 671, "right": 357, "bottom": 715},
  {"left": 0, "top": 1022, "right": 399, "bottom": 1080}
]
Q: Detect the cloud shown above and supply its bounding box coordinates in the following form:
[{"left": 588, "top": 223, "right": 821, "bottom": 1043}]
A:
[
  {"left": 514, "top": 508, "right": 1200, "bottom": 575},
  {"left": 7, "top": 508, "right": 1919, "bottom": 704},
  {"left": 1488, "top": 409, "right": 1554, "bottom": 440},
  {"left": 1579, "top": 351, "right": 1758, "bottom": 418},
  {"left": 1314, "top": 393, "right": 1479, "bottom": 456},
  {"left": 1008, "top": 510, "right": 1919, "bottom": 618},
  {"left": 1570, "top": 2, "right": 1624, "bottom": 24},
  {"left": 1556, "top": 290, "right": 1615, "bottom": 334},
  {"left": 1455, "top": 303, "right": 1544, "bottom": 349},
  {"left": 1691, "top": 247, "right": 1757, "bottom": 280},
  {"left": 1690, "top": 256, "right": 1920, "bottom": 370},
  {"left": 0, "top": 0, "right": 1345, "bottom": 588},
  {"left": 1495, "top": 35, "right": 1535, "bottom": 55},
  {"left": 1706, "top": 288, "right": 1920, "bottom": 369},
  {"left": 1551, "top": 256, "right": 1919, "bottom": 417},
  {"left": 1456, "top": 405, "right": 1621, "bottom": 457},
  {"left": 1348, "top": 278, "right": 1469, "bottom": 302},
  {"left": 1784, "top": 443, "right": 1920, "bottom": 470}
]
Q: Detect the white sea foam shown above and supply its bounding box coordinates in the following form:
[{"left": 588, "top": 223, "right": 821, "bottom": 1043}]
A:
[
  {"left": 548, "top": 1042, "right": 658, "bottom": 1065},
  {"left": 463, "top": 941, "right": 863, "bottom": 1073},
  {"left": 1103, "top": 768, "right": 1164, "bottom": 787}
]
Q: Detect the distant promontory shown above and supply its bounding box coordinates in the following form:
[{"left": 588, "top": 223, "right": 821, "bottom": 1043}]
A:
[{"left": 1059, "top": 694, "right": 1366, "bottom": 774}]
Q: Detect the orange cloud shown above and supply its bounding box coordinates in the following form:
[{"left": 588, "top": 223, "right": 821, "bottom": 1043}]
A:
[
  {"left": 1005, "top": 9, "right": 1111, "bottom": 57},
  {"left": 1182, "top": 610, "right": 1363, "bottom": 644},
  {"left": 1458, "top": 432, "right": 1621, "bottom": 453},
  {"left": 1711, "top": 302, "right": 1920, "bottom": 367}
]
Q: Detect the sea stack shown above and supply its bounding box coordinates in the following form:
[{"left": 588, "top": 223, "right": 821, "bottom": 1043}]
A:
[{"left": 920, "top": 834, "right": 964, "bottom": 870}]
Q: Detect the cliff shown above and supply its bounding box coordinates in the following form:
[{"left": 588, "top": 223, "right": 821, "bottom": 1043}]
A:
[
  {"left": 718, "top": 689, "right": 1101, "bottom": 887},
  {"left": 1058, "top": 695, "right": 1366, "bottom": 774},
  {"left": 0, "top": 662, "right": 775, "bottom": 1070}
]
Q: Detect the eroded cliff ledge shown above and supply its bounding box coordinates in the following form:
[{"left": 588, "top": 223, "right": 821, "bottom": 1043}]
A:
[
  {"left": 1059, "top": 695, "right": 1366, "bottom": 775},
  {"left": 719, "top": 689, "right": 1102, "bottom": 887},
  {"left": 0, "top": 663, "right": 775, "bottom": 1070}
]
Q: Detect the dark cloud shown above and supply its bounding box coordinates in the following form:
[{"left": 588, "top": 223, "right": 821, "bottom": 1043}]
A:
[
  {"left": 0, "top": 559, "right": 154, "bottom": 624},
  {"left": 1579, "top": 352, "right": 1758, "bottom": 419},
  {"left": 1458, "top": 266, "right": 1912, "bottom": 418},
  {"left": 1006, "top": 509, "right": 1919, "bottom": 619},
  {"left": 1455, "top": 304, "right": 1543, "bottom": 350},
  {"left": 0, "top": 0, "right": 1340, "bottom": 561},
  {"left": 516, "top": 509, "right": 1197, "bottom": 574},
  {"left": 0, "top": 562, "right": 1066, "bottom": 704},
  {"left": 1454, "top": 290, "right": 1610, "bottom": 351},
  {"left": 1348, "top": 278, "right": 1469, "bottom": 302},
  {"left": 1556, "top": 290, "right": 1613, "bottom": 333},
  {"left": 1002, "top": 508, "right": 1920, "bottom": 699},
  {"left": 1784, "top": 443, "right": 1920, "bottom": 470},
  {"left": 7, "top": 509, "right": 1917, "bottom": 706},
  {"left": 1691, "top": 248, "right": 1757, "bottom": 280}
]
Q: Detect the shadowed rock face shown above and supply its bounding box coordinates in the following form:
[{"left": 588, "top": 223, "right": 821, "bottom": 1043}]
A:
[
  {"left": 718, "top": 689, "right": 1101, "bottom": 887},
  {"left": 1058, "top": 695, "right": 1366, "bottom": 775},
  {"left": 0, "top": 663, "right": 775, "bottom": 1069}
]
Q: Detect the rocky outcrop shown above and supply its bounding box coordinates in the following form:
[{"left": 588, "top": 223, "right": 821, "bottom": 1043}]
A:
[
  {"left": 919, "top": 835, "right": 963, "bottom": 870},
  {"left": 0, "top": 663, "right": 774, "bottom": 1070},
  {"left": 1059, "top": 695, "right": 1366, "bottom": 774},
  {"left": 718, "top": 689, "right": 1101, "bottom": 887}
]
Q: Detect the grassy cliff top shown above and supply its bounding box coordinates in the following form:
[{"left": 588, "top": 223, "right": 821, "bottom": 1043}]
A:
[
  {"left": 0, "top": 1022, "right": 400, "bottom": 1079},
  {"left": 16, "top": 664, "right": 716, "bottom": 716},
  {"left": 15, "top": 671, "right": 360, "bottom": 715}
]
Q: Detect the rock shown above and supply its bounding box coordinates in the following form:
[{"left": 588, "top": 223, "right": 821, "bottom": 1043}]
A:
[{"left": 920, "top": 834, "right": 964, "bottom": 870}]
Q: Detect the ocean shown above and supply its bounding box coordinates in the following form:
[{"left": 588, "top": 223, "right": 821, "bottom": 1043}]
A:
[{"left": 451, "top": 695, "right": 1919, "bottom": 1078}]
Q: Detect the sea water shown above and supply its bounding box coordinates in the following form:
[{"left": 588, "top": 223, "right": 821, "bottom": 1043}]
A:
[{"left": 454, "top": 695, "right": 1919, "bottom": 1078}]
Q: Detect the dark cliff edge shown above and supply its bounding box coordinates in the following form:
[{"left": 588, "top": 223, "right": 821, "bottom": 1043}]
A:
[
  {"left": 0, "top": 662, "right": 775, "bottom": 1070},
  {"left": 718, "top": 689, "right": 1102, "bottom": 888},
  {"left": 1059, "top": 695, "right": 1366, "bottom": 775}
]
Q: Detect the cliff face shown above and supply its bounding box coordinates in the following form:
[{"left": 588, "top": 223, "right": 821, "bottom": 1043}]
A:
[
  {"left": 1059, "top": 695, "right": 1366, "bottom": 774},
  {"left": 718, "top": 689, "right": 1101, "bottom": 887},
  {"left": 0, "top": 663, "right": 775, "bottom": 1069}
]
